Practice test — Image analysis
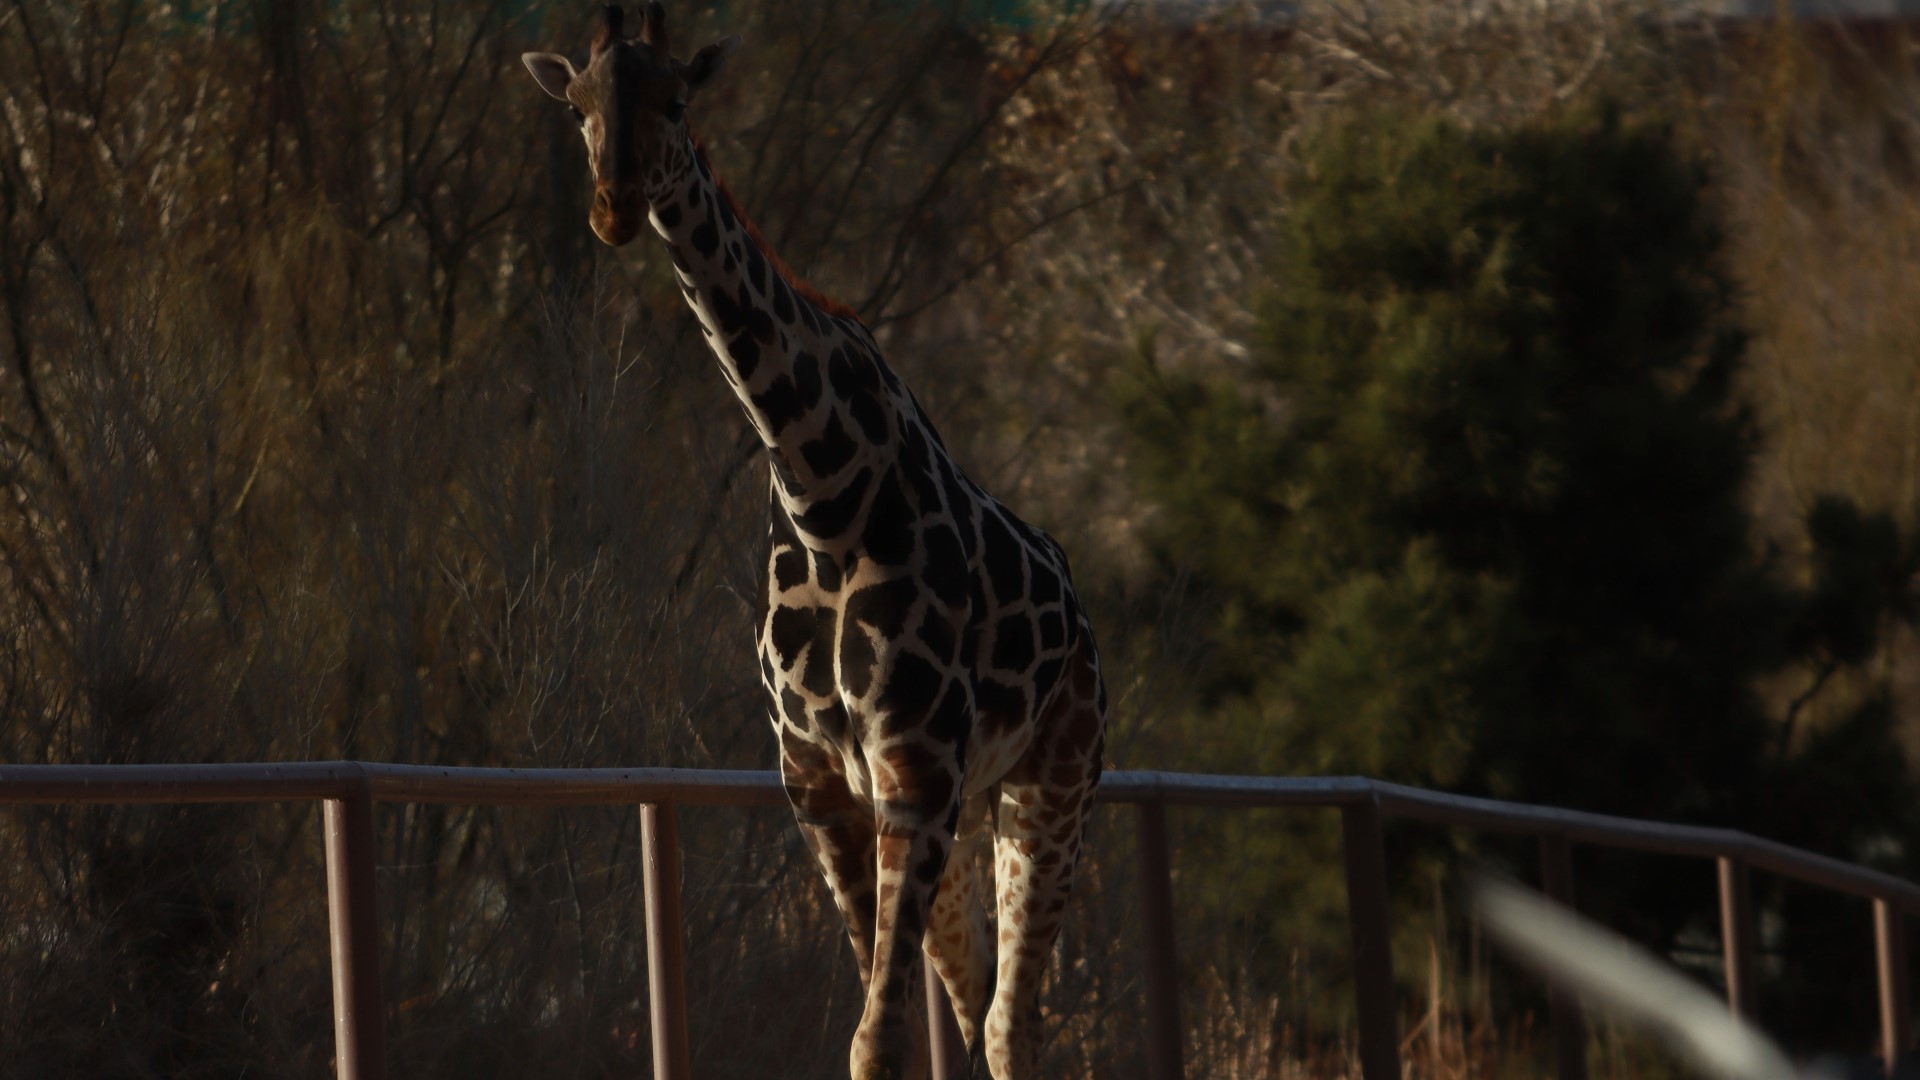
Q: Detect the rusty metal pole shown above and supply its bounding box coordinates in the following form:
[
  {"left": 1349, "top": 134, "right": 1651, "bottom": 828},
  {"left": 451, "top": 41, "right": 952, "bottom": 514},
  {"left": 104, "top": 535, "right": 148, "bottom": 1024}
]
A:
[
  {"left": 323, "top": 782, "right": 387, "bottom": 1080},
  {"left": 926, "top": 955, "right": 966, "bottom": 1080},
  {"left": 1341, "top": 797, "right": 1399, "bottom": 1080},
  {"left": 1538, "top": 834, "right": 1588, "bottom": 1080},
  {"left": 1135, "top": 799, "right": 1184, "bottom": 1080},
  {"left": 1876, "top": 898, "right": 1910, "bottom": 1076},
  {"left": 1718, "top": 856, "right": 1757, "bottom": 1019},
  {"left": 641, "top": 802, "right": 693, "bottom": 1080}
]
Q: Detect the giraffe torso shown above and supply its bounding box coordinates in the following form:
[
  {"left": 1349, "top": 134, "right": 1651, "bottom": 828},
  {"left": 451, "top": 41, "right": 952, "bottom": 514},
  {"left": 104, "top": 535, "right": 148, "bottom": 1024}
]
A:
[{"left": 750, "top": 315, "right": 1098, "bottom": 820}]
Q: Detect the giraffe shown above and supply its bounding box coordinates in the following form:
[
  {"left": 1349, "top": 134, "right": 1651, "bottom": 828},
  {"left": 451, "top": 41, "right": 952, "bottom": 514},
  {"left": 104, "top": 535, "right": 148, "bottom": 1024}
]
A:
[{"left": 524, "top": 7, "right": 1106, "bottom": 1078}]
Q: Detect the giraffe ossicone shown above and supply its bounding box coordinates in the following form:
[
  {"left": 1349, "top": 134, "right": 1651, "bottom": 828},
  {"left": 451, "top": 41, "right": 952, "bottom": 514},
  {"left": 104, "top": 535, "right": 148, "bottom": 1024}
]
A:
[{"left": 524, "top": 8, "right": 1107, "bottom": 1077}]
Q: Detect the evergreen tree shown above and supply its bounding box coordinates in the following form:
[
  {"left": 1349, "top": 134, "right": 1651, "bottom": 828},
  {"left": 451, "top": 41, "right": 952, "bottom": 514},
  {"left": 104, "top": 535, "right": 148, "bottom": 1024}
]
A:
[{"left": 1118, "top": 105, "right": 1918, "bottom": 1036}]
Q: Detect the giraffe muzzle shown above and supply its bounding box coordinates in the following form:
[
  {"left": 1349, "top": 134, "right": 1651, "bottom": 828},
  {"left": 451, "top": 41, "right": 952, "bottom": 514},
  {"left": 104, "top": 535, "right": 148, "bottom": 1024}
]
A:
[{"left": 590, "top": 186, "right": 646, "bottom": 247}]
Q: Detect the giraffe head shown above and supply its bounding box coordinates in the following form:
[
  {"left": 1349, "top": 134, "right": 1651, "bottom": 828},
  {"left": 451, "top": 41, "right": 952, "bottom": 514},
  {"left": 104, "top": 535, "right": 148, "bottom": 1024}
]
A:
[{"left": 523, "top": 3, "right": 736, "bottom": 246}]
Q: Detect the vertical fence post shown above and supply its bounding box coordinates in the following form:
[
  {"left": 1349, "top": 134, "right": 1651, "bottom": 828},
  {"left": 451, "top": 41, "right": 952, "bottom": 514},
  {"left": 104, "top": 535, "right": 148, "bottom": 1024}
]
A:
[
  {"left": 1717, "top": 856, "right": 1757, "bottom": 1019},
  {"left": 926, "top": 954, "right": 966, "bottom": 1080},
  {"left": 1539, "top": 834, "right": 1588, "bottom": 1080},
  {"left": 324, "top": 780, "right": 387, "bottom": 1080},
  {"left": 641, "top": 802, "right": 692, "bottom": 1080},
  {"left": 1341, "top": 796, "right": 1399, "bottom": 1080},
  {"left": 1135, "top": 799, "right": 1184, "bottom": 1080},
  {"left": 1876, "top": 898, "right": 1910, "bottom": 1077}
]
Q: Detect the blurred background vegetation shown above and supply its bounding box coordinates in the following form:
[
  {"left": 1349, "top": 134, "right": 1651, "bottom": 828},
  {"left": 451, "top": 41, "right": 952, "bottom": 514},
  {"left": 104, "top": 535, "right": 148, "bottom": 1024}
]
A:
[{"left": 2, "top": 0, "right": 1919, "bottom": 1075}]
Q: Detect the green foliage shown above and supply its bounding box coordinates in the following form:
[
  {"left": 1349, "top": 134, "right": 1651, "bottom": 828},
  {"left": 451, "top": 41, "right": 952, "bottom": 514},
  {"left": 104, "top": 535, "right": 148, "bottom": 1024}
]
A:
[
  {"left": 1127, "top": 103, "right": 1884, "bottom": 811},
  {"left": 1118, "top": 103, "right": 1919, "bottom": 1027}
]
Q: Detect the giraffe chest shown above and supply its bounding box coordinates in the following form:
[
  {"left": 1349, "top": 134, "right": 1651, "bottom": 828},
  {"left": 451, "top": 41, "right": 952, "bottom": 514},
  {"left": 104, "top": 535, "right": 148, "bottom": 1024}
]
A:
[{"left": 753, "top": 499, "right": 1081, "bottom": 808}]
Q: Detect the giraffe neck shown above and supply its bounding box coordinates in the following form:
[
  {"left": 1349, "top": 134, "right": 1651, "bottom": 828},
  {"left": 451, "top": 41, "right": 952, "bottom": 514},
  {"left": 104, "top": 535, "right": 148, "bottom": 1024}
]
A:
[{"left": 645, "top": 132, "right": 902, "bottom": 549}]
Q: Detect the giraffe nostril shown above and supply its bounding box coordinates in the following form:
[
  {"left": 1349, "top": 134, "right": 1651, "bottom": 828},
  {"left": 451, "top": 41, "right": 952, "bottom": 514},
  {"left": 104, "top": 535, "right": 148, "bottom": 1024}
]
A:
[{"left": 594, "top": 189, "right": 614, "bottom": 214}]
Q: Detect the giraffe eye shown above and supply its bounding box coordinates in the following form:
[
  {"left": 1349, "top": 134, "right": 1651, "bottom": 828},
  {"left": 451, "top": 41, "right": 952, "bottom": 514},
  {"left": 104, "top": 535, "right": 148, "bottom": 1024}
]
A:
[
  {"left": 663, "top": 99, "right": 686, "bottom": 124},
  {"left": 568, "top": 105, "right": 585, "bottom": 125}
]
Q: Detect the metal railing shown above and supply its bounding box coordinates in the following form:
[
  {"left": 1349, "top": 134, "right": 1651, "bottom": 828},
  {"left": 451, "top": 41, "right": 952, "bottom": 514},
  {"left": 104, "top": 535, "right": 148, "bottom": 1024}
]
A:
[{"left": 0, "top": 762, "right": 1913, "bottom": 1079}]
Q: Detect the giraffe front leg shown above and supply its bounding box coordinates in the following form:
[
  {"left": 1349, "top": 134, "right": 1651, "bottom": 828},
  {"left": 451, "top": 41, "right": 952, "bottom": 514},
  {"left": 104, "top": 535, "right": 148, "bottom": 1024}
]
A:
[
  {"left": 781, "top": 727, "right": 881, "bottom": 990},
  {"left": 851, "top": 739, "right": 963, "bottom": 1080},
  {"left": 984, "top": 649, "right": 1105, "bottom": 1080}
]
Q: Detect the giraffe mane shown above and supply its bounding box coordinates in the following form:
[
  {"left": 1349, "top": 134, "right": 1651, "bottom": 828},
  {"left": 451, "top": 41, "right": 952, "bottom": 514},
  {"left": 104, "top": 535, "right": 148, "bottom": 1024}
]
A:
[{"left": 688, "top": 132, "right": 858, "bottom": 321}]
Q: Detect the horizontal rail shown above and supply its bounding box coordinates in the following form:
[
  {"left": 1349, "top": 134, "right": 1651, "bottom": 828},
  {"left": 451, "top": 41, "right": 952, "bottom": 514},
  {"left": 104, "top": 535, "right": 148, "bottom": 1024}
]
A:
[
  {"left": 1371, "top": 780, "right": 1920, "bottom": 908},
  {"left": 1094, "top": 771, "right": 1378, "bottom": 807},
  {"left": 0, "top": 761, "right": 367, "bottom": 802},
  {"left": 363, "top": 764, "right": 789, "bottom": 807},
  {"left": 0, "top": 762, "right": 788, "bottom": 807},
  {"left": 2, "top": 763, "right": 1914, "bottom": 908},
  {"left": 1098, "top": 772, "right": 1920, "bottom": 909}
]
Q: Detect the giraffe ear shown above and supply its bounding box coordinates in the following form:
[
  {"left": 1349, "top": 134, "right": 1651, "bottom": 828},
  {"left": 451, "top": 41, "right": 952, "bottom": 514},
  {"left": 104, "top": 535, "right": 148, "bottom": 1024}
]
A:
[
  {"left": 679, "top": 36, "right": 738, "bottom": 97},
  {"left": 522, "top": 52, "right": 577, "bottom": 102}
]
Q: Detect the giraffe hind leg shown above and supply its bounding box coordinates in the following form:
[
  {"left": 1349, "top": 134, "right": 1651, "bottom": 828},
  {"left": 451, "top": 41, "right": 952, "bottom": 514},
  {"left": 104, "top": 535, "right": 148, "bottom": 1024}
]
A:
[
  {"left": 965, "top": 964, "right": 997, "bottom": 1080},
  {"left": 983, "top": 646, "right": 1104, "bottom": 1080},
  {"left": 924, "top": 792, "right": 994, "bottom": 1055}
]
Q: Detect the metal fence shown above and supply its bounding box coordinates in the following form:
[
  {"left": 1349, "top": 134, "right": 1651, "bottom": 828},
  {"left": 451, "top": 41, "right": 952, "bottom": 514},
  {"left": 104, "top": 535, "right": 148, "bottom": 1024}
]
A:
[{"left": 0, "top": 761, "right": 1913, "bottom": 1079}]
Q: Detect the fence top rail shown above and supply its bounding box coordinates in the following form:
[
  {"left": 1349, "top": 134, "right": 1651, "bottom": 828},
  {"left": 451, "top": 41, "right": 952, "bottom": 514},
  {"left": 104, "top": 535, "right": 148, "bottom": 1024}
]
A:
[
  {"left": 2, "top": 762, "right": 1915, "bottom": 908},
  {"left": 1105, "top": 771, "right": 1920, "bottom": 908},
  {"left": 362, "top": 764, "right": 789, "bottom": 807},
  {"left": 0, "top": 762, "right": 791, "bottom": 808},
  {"left": 0, "top": 761, "right": 366, "bottom": 803}
]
